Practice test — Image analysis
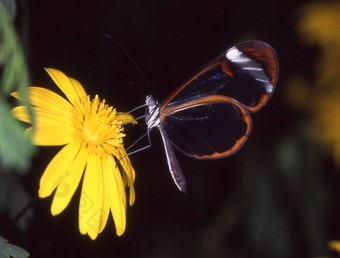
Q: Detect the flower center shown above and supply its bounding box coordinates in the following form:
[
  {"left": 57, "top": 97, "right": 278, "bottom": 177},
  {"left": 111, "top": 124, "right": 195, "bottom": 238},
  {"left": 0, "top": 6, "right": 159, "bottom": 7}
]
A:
[{"left": 72, "top": 95, "right": 125, "bottom": 158}]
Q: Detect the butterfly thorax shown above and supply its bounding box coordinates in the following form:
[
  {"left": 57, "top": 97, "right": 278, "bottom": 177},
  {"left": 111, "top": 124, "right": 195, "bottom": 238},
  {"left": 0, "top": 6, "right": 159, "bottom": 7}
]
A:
[{"left": 145, "top": 95, "right": 161, "bottom": 130}]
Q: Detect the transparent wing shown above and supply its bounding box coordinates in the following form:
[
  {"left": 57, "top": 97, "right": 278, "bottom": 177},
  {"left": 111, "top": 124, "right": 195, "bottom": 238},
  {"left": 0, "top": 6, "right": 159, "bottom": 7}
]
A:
[
  {"left": 162, "top": 41, "right": 278, "bottom": 113},
  {"left": 161, "top": 95, "right": 252, "bottom": 159}
]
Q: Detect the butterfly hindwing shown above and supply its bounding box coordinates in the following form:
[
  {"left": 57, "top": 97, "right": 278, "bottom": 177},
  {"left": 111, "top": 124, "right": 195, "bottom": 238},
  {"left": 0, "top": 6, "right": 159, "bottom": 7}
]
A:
[{"left": 160, "top": 95, "right": 252, "bottom": 159}]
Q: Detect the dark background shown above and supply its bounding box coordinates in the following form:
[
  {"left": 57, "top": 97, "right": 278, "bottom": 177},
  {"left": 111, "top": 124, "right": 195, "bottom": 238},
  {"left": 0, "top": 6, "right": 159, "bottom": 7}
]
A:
[{"left": 3, "top": 0, "right": 340, "bottom": 257}]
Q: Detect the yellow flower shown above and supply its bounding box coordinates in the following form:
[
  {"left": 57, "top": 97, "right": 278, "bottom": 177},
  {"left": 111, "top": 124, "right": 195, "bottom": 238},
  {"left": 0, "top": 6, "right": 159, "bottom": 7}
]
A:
[
  {"left": 297, "top": 2, "right": 340, "bottom": 50},
  {"left": 329, "top": 240, "right": 340, "bottom": 254},
  {"left": 286, "top": 2, "right": 340, "bottom": 167},
  {"left": 11, "top": 68, "right": 135, "bottom": 239}
]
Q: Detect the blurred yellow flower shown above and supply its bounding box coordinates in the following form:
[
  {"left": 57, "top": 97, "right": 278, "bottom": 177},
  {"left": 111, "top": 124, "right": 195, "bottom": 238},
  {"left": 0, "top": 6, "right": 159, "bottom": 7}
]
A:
[
  {"left": 11, "top": 68, "right": 135, "bottom": 239},
  {"left": 286, "top": 2, "right": 340, "bottom": 167},
  {"left": 329, "top": 240, "right": 340, "bottom": 253}
]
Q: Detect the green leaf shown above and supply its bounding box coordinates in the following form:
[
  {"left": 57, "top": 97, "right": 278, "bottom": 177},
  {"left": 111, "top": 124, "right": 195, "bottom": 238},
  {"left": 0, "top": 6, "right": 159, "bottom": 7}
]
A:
[
  {"left": 0, "top": 235, "right": 29, "bottom": 258},
  {"left": 0, "top": 1, "right": 30, "bottom": 95},
  {"left": 0, "top": 0, "right": 16, "bottom": 21},
  {"left": 0, "top": 97, "right": 34, "bottom": 172},
  {"left": 0, "top": 1, "right": 34, "bottom": 173}
]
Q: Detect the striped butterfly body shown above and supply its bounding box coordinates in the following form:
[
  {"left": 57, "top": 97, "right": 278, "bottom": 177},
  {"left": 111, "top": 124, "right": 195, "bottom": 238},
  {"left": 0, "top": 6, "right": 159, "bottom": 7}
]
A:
[{"left": 145, "top": 41, "right": 278, "bottom": 193}]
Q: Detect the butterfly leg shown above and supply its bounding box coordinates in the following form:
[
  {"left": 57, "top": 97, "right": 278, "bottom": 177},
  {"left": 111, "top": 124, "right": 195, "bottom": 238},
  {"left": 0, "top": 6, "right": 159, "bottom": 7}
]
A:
[{"left": 117, "top": 131, "right": 152, "bottom": 165}]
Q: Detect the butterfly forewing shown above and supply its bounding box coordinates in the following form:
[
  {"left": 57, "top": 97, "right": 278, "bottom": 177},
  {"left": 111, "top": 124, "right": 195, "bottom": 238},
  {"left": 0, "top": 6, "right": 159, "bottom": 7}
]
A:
[
  {"left": 160, "top": 95, "right": 252, "bottom": 159},
  {"left": 161, "top": 41, "right": 278, "bottom": 112},
  {"left": 162, "top": 63, "right": 232, "bottom": 108},
  {"left": 236, "top": 41, "right": 278, "bottom": 87},
  {"left": 224, "top": 41, "right": 278, "bottom": 111}
]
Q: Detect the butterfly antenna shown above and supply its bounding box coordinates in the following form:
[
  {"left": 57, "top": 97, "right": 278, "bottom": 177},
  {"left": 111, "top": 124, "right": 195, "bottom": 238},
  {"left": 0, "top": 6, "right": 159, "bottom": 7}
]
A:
[{"left": 105, "top": 34, "right": 151, "bottom": 92}]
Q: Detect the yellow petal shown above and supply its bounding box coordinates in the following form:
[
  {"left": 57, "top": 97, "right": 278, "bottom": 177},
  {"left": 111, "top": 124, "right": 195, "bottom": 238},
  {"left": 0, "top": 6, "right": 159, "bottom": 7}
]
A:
[
  {"left": 50, "top": 147, "right": 88, "bottom": 215},
  {"left": 11, "top": 87, "right": 73, "bottom": 118},
  {"left": 116, "top": 113, "right": 137, "bottom": 125},
  {"left": 11, "top": 106, "right": 31, "bottom": 123},
  {"left": 98, "top": 197, "right": 110, "bottom": 234},
  {"left": 112, "top": 156, "right": 127, "bottom": 210},
  {"left": 13, "top": 106, "right": 73, "bottom": 145},
  {"left": 44, "top": 68, "right": 87, "bottom": 106},
  {"left": 129, "top": 185, "right": 135, "bottom": 206},
  {"left": 79, "top": 152, "right": 105, "bottom": 240},
  {"left": 69, "top": 77, "right": 87, "bottom": 101},
  {"left": 39, "top": 142, "right": 81, "bottom": 198},
  {"left": 116, "top": 148, "right": 135, "bottom": 206},
  {"left": 97, "top": 156, "right": 111, "bottom": 234},
  {"left": 107, "top": 155, "right": 126, "bottom": 236},
  {"left": 12, "top": 106, "right": 73, "bottom": 129},
  {"left": 26, "top": 127, "right": 72, "bottom": 146},
  {"left": 93, "top": 160, "right": 111, "bottom": 237},
  {"left": 118, "top": 147, "right": 135, "bottom": 184}
]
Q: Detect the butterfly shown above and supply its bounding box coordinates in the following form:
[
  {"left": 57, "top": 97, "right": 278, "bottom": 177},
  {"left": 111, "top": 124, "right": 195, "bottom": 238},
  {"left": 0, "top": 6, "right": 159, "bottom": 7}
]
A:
[{"left": 144, "top": 40, "right": 278, "bottom": 193}]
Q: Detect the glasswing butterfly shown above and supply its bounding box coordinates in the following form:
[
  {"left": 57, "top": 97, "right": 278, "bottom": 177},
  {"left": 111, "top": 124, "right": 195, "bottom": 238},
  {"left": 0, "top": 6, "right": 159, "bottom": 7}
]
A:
[{"left": 144, "top": 40, "right": 278, "bottom": 193}]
